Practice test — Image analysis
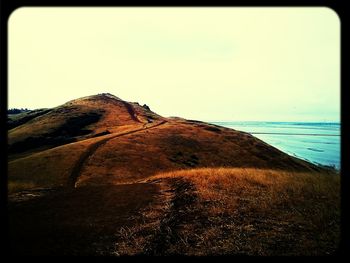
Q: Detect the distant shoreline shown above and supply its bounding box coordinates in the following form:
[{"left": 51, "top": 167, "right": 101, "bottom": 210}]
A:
[
  {"left": 210, "top": 121, "right": 340, "bottom": 170},
  {"left": 208, "top": 121, "right": 340, "bottom": 124},
  {"left": 249, "top": 132, "right": 340, "bottom": 136}
]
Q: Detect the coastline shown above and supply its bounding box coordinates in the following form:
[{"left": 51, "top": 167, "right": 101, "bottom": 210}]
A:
[{"left": 210, "top": 121, "right": 340, "bottom": 170}]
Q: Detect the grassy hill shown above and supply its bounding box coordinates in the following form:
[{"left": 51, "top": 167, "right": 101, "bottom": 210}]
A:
[{"left": 7, "top": 93, "right": 340, "bottom": 255}]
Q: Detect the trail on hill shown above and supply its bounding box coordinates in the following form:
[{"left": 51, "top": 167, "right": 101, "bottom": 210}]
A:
[
  {"left": 120, "top": 101, "right": 141, "bottom": 122},
  {"left": 68, "top": 120, "right": 167, "bottom": 188}
]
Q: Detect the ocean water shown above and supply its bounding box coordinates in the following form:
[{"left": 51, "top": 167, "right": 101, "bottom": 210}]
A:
[{"left": 210, "top": 121, "right": 341, "bottom": 170}]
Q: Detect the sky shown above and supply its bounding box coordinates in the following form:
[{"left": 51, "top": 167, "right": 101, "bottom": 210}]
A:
[{"left": 8, "top": 7, "right": 340, "bottom": 122}]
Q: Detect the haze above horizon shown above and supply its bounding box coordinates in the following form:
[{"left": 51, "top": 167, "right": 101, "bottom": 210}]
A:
[{"left": 8, "top": 7, "right": 340, "bottom": 122}]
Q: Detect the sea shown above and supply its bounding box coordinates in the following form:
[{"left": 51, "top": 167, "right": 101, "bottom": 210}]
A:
[{"left": 210, "top": 121, "right": 341, "bottom": 170}]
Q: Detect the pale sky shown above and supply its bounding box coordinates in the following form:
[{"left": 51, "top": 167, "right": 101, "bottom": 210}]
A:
[{"left": 8, "top": 7, "right": 340, "bottom": 122}]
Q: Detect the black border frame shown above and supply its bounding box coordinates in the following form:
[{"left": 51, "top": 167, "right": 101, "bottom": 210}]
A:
[{"left": 1, "top": 0, "right": 348, "bottom": 258}]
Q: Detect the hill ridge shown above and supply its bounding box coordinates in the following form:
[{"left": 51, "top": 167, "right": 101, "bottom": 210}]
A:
[{"left": 8, "top": 92, "right": 324, "bottom": 191}]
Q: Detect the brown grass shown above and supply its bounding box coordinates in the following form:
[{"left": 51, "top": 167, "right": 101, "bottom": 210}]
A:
[
  {"left": 8, "top": 94, "right": 339, "bottom": 255},
  {"left": 7, "top": 136, "right": 111, "bottom": 193},
  {"left": 150, "top": 168, "right": 339, "bottom": 210},
  {"left": 8, "top": 164, "right": 340, "bottom": 255},
  {"left": 132, "top": 168, "right": 340, "bottom": 255},
  {"left": 7, "top": 94, "right": 164, "bottom": 158},
  {"left": 7, "top": 123, "right": 158, "bottom": 193}
]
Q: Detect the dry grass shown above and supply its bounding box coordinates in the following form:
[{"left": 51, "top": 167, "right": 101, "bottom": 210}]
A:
[
  {"left": 8, "top": 113, "right": 322, "bottom": 193},
  {"left": 7, "top": 94, "right": 163, "bottom": 159},
  {"left": 8, "top": 163, "right": 340, "bottom": 255},
  {"left": 114, "top": 181, "right": 173, "bottom": 256},
  {"left": 74, "top": 120, "right": 321, "bottom": 187},
  {"left": 8, "top": 94, "right": 338, "bottom": 255},
  {"left": 7, "top": 124, "right": 154, "bottom": 193},
  {"left": 150, "top": 168, "right": 339, "bottom": 211},
  {"left": 138, "top": 167, "right": 341, "bottom": 255},
  {"left": 7, "top": 136, "right": 108, "bottom": 193}
]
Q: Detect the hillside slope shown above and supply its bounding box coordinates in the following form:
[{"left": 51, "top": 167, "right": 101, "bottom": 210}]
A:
[
  {"left": 8, "top": 93, "right": 324, "bottom": 191},
  {"left": 7, "top": 93, "right": 339, "bottom": 256},
  {"left": 8, "top": 93, "right": 163, "bottom": 157}
]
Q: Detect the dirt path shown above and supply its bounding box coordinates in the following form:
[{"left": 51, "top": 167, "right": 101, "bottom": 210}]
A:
[
  {"left": 144, "top": 178, "right": 198, "bottom": 255},
  {"left": 8, "top": 177, "right": 201, "bottom": 255},
  {"left": 9, "top": 120, "right": 173, "bottom": 255},
  {"left": 68, "top": 120, "right": 167, "bottom": 188},
  {"left": 120, "top": 101, "right": 140, "bottom": 122}
]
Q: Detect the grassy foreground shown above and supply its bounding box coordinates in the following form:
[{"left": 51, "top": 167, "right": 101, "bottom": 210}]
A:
[
  {"left": 115, "top": 168, "right": 340, "bottom": 255},
  {"left": 8, "top": 166, "right": 340, "bottom": 255}
]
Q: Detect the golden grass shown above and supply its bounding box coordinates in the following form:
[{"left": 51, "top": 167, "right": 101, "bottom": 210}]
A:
[
  {"left": 8, "top": 94, "right": 153, "bottom": 148},
  {"left": 140, "top": 167, "right": 340, "bottom": 255},
  {"left": 7, "top": 136, "right": 108, "bottom": 193},
  {"left": 7, "top": 122, "right": 166, "bottom": 193},
  {"left": 149, "top": 167, "right": 339, "bottom": 207}
]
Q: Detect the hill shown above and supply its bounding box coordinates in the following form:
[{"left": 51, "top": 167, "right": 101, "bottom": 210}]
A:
[{"left": 7, "top": 93, "right": 339, "bottom": 255}]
